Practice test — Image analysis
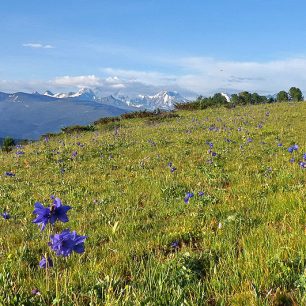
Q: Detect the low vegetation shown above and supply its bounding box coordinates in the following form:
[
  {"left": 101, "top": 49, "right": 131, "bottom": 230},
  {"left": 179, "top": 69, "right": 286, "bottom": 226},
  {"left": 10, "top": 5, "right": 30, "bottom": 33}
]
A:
[{"left": 0, "top": 101, "right": 305, "bottom": 305}]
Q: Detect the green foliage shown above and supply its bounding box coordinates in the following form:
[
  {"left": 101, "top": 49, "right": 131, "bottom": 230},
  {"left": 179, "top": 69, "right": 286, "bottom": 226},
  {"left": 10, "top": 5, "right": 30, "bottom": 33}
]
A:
[
  {"left": 61, "top": 124, "right": 95, "bottom": 134},
  {"left": 93, "top": 116, "right": 121, "bottom": 126},
  {"left": 289, "top": 87, "right": 303, "bottom": 102},
  {"left": 0, "top": 102, "right": 305, "bottom": 304},
  {"left": 1, "top": 137, "right": 15, "bottom": 152},
  {"left": 175, "top": 93, "right": 228, "bottom": 110},
  {"left": 277, "top": 90, "right": 289, "bottom": 102},
  {"left": 176, "top": 91, "right": 270, "bottom": 110},
  {"left": 120, "top": 109, "right": 164, "bottom": 119}
]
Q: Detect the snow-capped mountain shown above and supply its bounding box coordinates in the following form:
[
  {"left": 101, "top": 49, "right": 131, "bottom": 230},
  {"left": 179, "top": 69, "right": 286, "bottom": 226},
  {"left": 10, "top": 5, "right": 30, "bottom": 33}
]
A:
[
  {"left": 125, "top": 91, "right": 189, "bottom": 110},
  {"left": 43, "top": 88, "right": 188, "bottom": 110},
  {"left": 45, "top": 88, "right": 96, "bottom": 101},
  {"left": 0, "top": 90, "right": 130, "bottom": 140}
]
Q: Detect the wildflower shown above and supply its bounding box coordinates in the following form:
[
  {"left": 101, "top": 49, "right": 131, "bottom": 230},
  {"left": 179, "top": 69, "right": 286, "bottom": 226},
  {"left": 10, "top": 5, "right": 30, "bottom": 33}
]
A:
[
  {"left": 184, "top": 192, "right": 194, "bottom": 204},
  {"left": 170, "top": 240, "right": 180, "bottom": 249},
  {"left": 247, "top": 138, "right": 253, "bottom": 143},
  {"left": 170, "top": 167, "right": 177, "bottom": 173},
  {"left": 49, "top": 229, "right": 87, "bottom": 257},
  {"left": 4, "top": 171, "right": 15, "bottom": 177},
  {"left": 39, "top": 256, "right": 53, "bottom": 269},
  {"left": 211, "top": 152, "right": 217, "bottom": 157},
  {"left": 72, "top": 151, "right": 78, "bottom": 157},
  {"left": 288, "top": 144, "right": 299, "bottom": 153},
  {"left": 303, "top": 153, "right": 306, "bottom": 161},
  {"left": 289, "top": 157, "right": 295, "bottom": 163},
  {"left": 198, "top": 191, "right": 204, "bottom": 196},
  {"left": 31, "top": 288, "right": 41, "bottom": 296},
  {"left": 299, "top": 162, "right": 306, "bottom": 169},
  {"left": 33, "top": 198, "right": 71, "bottom": 231},
  {"left": 277, "top": 143, "right": 283, "bottom": 147},
  {"left": 2, "top": 212, "right": 10, "bottom": 219},
  {"left": 167, "top": 162, "right": 173, "bottom": 167}
]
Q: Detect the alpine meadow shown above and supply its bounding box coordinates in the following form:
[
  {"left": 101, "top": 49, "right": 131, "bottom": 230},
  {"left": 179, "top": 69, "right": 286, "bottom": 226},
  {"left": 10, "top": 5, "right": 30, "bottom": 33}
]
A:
[
  {"left": 1, "top": 1, "right": 306, "bottom": 305},
  {"left": 0, "top": 101, "right": 305, "bottom": 305}
]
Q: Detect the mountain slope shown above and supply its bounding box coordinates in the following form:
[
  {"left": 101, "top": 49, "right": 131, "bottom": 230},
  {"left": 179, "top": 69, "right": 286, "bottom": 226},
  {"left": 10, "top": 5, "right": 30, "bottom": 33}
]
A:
[{"left": 0, "top": 95, "right": 129, "bottom": 139}]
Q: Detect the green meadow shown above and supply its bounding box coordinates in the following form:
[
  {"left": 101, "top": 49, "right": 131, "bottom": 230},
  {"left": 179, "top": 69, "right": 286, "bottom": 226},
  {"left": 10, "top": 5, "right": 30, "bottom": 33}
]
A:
[{"left": 0, "top": 102, "right": 305, "bottom": 305}]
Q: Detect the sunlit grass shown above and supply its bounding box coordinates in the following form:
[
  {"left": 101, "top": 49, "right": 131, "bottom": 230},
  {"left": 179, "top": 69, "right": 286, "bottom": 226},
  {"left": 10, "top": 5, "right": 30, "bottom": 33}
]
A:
[{"left": 0, "top": 102, "right": 305, "bottom": 305}]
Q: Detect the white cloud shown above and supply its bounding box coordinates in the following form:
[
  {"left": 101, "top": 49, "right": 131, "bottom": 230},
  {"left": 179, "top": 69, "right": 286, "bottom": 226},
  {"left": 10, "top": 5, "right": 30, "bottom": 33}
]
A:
[
  {"left": 173, "top": 56, "right": 306, "bottom": 95},
  {"left": 101, "top": 67, "right": 177, "bottom": 86},
  {"left": 22, "top": 43, "right": 54, "bottom": 49},
  {"left": 51, "top": 75, "right": 101, "bottom": 88},
  {"left": 2, "top": 56, "right": 306, "bottom": 97}
]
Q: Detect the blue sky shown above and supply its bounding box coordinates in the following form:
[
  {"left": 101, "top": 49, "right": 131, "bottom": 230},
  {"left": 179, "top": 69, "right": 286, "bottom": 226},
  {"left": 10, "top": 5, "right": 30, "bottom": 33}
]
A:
[{"left": 1, "top": 0, "right": 306, "bottom": 96}]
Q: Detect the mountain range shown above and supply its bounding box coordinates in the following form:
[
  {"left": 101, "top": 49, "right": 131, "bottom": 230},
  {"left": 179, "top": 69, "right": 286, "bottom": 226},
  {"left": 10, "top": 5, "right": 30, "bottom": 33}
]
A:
[
  {"left": 43, "top": 87, "right": 189, "bottom": 110},
  {"left": 0, "top": 88, "right": 188, "bottom": 140}
]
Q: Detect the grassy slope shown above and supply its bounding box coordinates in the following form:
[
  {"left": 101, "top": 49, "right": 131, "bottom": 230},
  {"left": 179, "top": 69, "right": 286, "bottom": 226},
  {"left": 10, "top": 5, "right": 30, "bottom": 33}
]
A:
[{"left": 0, "top": 102, "right": 305, "bottom": 305}]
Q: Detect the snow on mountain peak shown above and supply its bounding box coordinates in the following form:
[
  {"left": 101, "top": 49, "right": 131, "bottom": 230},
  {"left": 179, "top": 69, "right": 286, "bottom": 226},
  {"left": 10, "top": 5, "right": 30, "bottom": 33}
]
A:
[{"left": 44, "top": 90, "right": 54, "bottom": 96}]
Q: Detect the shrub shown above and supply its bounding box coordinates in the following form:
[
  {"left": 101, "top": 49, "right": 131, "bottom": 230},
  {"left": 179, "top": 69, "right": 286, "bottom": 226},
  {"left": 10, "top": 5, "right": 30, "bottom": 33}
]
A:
[
  {"left": 1, "top": 137, "right": 15, "bottom": 152},
  {"left": 61, "top": 125, "right": 95, "bottom": 134}
]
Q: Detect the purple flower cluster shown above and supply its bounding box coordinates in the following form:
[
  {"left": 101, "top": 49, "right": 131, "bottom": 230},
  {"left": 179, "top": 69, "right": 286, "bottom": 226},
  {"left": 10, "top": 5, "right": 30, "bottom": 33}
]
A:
[
  {"left": 32, "top": 196, "right": 87, "bottom": 269},
  {"left": 49, "top": 229, "right": 87, "bottom": 257},
  {"left": 288, "top": 144, "right": 298, "bottom": 153},
  {"left": 4, "top": 171, "right": 15, "bottom": 177}
]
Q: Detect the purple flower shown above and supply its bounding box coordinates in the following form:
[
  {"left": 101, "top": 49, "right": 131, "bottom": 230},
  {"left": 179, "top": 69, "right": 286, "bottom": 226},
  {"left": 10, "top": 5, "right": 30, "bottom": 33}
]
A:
[
  {"left": 277, "top": 143, "right": 283, "bottom": 147},
  {"left": 289, "top": 157, "right": 295, "bottom": 163},
  {"left": 170, "top": 167, "right": 177, "bottom": 173},
  {"left": 288, "top": 144, "right": 299, "bottom": 153},
  {"left": 184, "top": 192, "right": 194, "bottom": 204},
  {"left": 32, "top": 198, "right": 71, "bottom": 231},
  {"left": 198, "top": 191, "right": 204, "bottom": 196},
  {"left": 303, "top": 153, "right": 306, "bottom": 161},
  {"left": 211, "top": 152, "right": 217, "bottom": 157},
  {"left": 2, "top": 212, "right": 10, "bottom": 219},
  {"left": 4, "top": 171, "right": 15, "bottom": 177},
  {"left": 247, "top": 138, "right": 253, "bottom": 143},
  {"left": 39, "top": 256, "right": 53, "bottom": 269},
  {"left": 49, "top": 229, "right": 87, "bottom": 257},
  {"left": 31, "top": 288, "right": 41, "bottom": 296},
  {"left": 72, "top": 151, "right": 78, "bottom": 157},
  {"left": 170, "top": 240, "right": 179, "bottom": 249},
  {"left": 299, "top": 161, "right": 306, "bottom": 169},
  {"left": 167, "top": 162, "right": 173, "bottom": 167}
]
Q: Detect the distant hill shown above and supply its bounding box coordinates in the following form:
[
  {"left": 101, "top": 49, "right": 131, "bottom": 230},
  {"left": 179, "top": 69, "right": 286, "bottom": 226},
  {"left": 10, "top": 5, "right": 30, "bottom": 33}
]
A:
[{"left": 0, "top": 89, "right": 189, "bottom": 140}]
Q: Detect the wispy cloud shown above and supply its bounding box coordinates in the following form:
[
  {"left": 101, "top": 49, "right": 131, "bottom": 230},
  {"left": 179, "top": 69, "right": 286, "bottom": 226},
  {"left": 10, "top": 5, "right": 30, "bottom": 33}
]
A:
[
  {"left": 22, "top": 43, "right": 54, "bottom": 49},
  {"left": 51, "top": 75, "right": 100, "bottom": 87}
]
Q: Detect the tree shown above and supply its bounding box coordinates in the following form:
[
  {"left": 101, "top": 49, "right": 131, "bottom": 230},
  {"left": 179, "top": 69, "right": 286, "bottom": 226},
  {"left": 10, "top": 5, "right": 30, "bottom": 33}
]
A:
[
  {"left": 2, "top": 137, "right": 15, "bottom": 152},
  {"left": 276, "top": 91, "right": 289, "bottom": 102},
  {"left": 239, "top": 91, "right": 252, "bottom": 105},
  {"left": 289, "top": 87, "right": 303, "bottom": 102}
]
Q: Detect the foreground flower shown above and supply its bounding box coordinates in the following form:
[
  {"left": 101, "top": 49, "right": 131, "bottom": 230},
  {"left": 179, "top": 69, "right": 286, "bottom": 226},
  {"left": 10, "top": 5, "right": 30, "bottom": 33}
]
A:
[
  {"left": 49, "top": 229, "right": 87, "bottom": 257},
  {"left": 33, "top": 198, "right": 71, "bottom": 230},
  {"left": 39, "top": 256, "right": 53, "bottom": 269}
]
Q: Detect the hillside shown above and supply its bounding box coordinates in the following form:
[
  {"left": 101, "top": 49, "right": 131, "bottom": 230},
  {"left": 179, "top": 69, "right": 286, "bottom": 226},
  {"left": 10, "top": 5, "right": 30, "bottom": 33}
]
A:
[{"left": 0, "top": 102, "right": 305, "bottom": 305}]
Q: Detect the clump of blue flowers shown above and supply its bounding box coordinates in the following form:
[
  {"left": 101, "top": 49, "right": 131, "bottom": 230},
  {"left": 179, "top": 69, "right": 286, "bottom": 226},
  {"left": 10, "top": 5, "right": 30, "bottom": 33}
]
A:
[
  {"left": 32, "top": 196, "right": 87, "bottom": 270},
  {"left": 49, "top": 229, "right": 87, "bottom": 257}
]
